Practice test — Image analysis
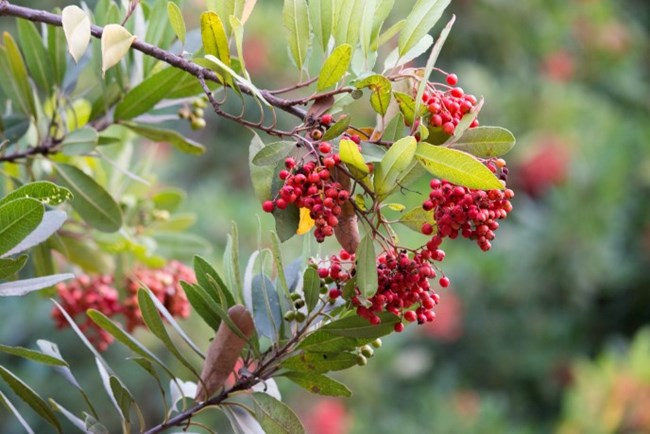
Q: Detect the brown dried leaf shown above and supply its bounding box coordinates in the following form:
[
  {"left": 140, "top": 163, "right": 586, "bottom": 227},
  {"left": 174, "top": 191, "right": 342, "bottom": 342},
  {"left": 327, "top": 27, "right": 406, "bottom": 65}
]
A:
[{"left": 333, "top": 168, "right": 360, "bottom": 253}]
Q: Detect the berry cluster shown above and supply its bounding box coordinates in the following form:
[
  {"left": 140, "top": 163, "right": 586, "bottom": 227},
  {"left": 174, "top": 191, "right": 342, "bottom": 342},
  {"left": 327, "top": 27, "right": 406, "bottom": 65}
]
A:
[
  {"left": 263, "top": 150, "right": 350, "bottom": 243},
  {"left": 422, "top": 73, "right": 480, "bottom": 135},
  {"left": 52, "top": 275, "right": 121, "bottom": 351},
  {"left": 52, "top": 261, "right": 194, "bottom": 350},
  {"left": 423, "top": 179, "right": 514, "bottom": 251}
]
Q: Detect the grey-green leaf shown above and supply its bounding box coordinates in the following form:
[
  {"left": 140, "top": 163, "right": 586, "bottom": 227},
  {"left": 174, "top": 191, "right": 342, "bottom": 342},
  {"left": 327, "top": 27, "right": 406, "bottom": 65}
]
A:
[
  {"left": 302, "top": 267, "right": 321, "bottom": 312},
  {"left": 284, "top": 372, "right": 352, "bottom": 397},
  {"left": 56, "top": 164, "right": 123, "bottom": 232},
  {"left": 0, "top": 274, "right": 73, "bottom": 296},
  {"left": 115, "top": 68, "right": 186, "bottom": 120},
  {"left": 123, "top": 122, "right": 206, "bottom": 155},
  {"left": 356, "top": 234, "right": 377, "bottom": 298},
  {"left": 2, "top": 210, "right": 66, "bottom": 258},
  {"left": 398, "top": 0, "right": 451, "bottom": 56},
  {"left": 17, "top": 19, "right": 53, "bottom": 93},
  {"left": 252, "top": 141, "right": 295, "bottom": 166},
  {"left": 283, "top": 0, "right": 310, "bottom": 71},
  {"left": 321, "top": 311, "right": 399, "bottom": 338},
  {"left": 309, "top": 0, "right": 335, "bottom": 52},
  {"left": 0, "top": 255, "right": 28, "bottom": 280},
  {"left": 167, "top": 1, "right": 186, "bottom": 45},
  {"left": 0, "top": 344, "right": 67, "bottom": 366},
  {"left": 61, "top": 127, "right": 99, "bottom": 155},
  {"left": 251, "top": 392, "right": 305, "bottom": 434},
  {"left": 449, "top": 126, "right": 516, "bottom": 158}
]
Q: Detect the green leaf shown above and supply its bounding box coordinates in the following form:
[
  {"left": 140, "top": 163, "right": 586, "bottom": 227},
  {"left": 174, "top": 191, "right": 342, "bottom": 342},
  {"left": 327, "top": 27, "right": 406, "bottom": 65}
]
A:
[
  {"left": 448, "top": 126, "right": 516, "bottom": 158},
  {"left": 17, "top": 20, "right": 53, "bottom": 93},
  {"left": 47, "top": 26, "right": 67, "bottom": 86},
  {"left": 2, "top": 210, "right": 65, "bottom": 257},
  {"left": 61, "top": 127, "right": 98, "bottom": 155},
  {"left": 0, "top": 198, "right": 44, "bottom": 257},
  {"left": 181, "top": 281, "right": 221, "bottom": 331},
  {"left": 355, "top": 234, "right": 377, "bottom": 298},
  {"left": 284, "top": 372, "right": 352, "bottom": 397},
  {"left": 370, "top": 0, "right": 394, "bottom": 46},
  {"left": 309, "top": 0, "right": 335, "bottom": 52},
  {"left": 373, "top": 19, "right": 405, "bottom": 50},
  {"left": 415, "top": 142, "right": 504, "bottom": 190},
  {"left": 321, "top": 115, "right": 351, "bottom": 141},
  {"left": 109, "top": 376, "right": 144, "bottom": 432},
  {"left": 151, "top": 231, "right": 211, "bottom": 260},
  {"left": 249, "top": 133, "right": 275, "bottom": 203},
  {"left": 230, "top": 16, "right": 248, "bottom": 78},
  {"left": 450, "top": 97, "right": 483, "bottom": 141},
  {"left": 252, "top": 141, "right": 295, "bottom": 166},
  {"left": 55, "top": 235, "right": 114, "bottom": 274},
  {"left": 55, "top": 164, "right": 123, "bottom": 232},
  {"left": 143, "top": 0, "right": 179, "bottom": 74},
  {"left": 321, "top": 311, "right": 399, "bottom": 338},
  {"left": 281, "top": 351, "right": 358, "bottom": 374},
  {"left": 317, "top": 44, "right": 352, "bottom": 91},
  {"left": 0, "top": 274, "right": 73, "bottom": 296},
  {"left": 114, "top": 67, "right": 186, "bottom": 120},
  {"left": 339, "top": 138, "right": 369, "bottom": 175},
  {"left": 122, "top": 122, "right": 206, "bottom": 155},
  {"left": 223, "top": 223, "right": 243, "bottom": 304},
  {"left": 152, "top": 188, "right": 185, "bottom": 212},
  {"left": 298, "top": 330, "right": 370, "bottom": 353},
  {"left": 167, "top": 2, "right": 186, "bottom": 45},
  {"left": 398, "top": 0, "right": 451, "bottom": 56},
  {"left": 0, "top": 344, "right": 67, "bottom": 367},
  {"left": 0, "top": 365, "right": 62, "bottom": 433},
  {"left": 194, "top": 255, "right": 235, "bottom": 307},
  {"left": 384, "top": 34, "right": 433, "bottom": 70},
  {"left": 251, "top": 392, "right": 305, "bottom": 434},
  {"left": 393, "top": 91, "right": 424, "bottom": 126},
  {"left": 0, "top": 114, "right": 30, "bottom": 143},
  {"left": 283, "top": 0, "right": 310, "bottom": 71},
  {"left": 0, "top": 255, "right": 28, "bottom": 280},
  {"left": 359, "top": 0, "right": 378, "bottom": 56},
  {"left": 353, "top": 74, "right": 392, "bottom": 116},
  {"left": 49, "top": 400, "right": 87, "bottom": 432},
  {"left": 0, "top": 33, "right": 36, "bottom": 117},
  {"left": 399, "top": 206, "right": 435, "bottom": 233},
  {"left": 334, "top": 0, "right": 364, "bottom": 47},
  {"left": 201, "top": 12, "right": 231, "bottom": 67},
  {"left": 273, "top": 204, "right": 300, "bottom": 242},
  {"left": 373, "top": 135, "right": 417, "bottom": 197},
  {"left": 252, "top": 273, "right": 282, "bottom": 340},
  {"left": 302, "top": 267, "right": 320, "bottom": 312},
  {"left": 206, "top": 0, "right": 243, "bottom": 35}
]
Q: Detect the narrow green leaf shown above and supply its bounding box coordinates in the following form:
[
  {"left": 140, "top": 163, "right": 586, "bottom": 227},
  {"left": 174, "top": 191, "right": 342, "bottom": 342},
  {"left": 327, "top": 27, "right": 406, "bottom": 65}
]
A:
[
  {"left": 359, "top": 0, "right": 378, "bottom": 56},
  {"left": 309, "top": 0, "right": 335, "bottom": 52},
  {"left": 47, "top": 26, "right": 67, "bottom": 86},
  {"left": 370, "top": 0, "right": 394, "bottom": 45},
  {"left": 321, "top": 311, "right": 399, "bottom": 338},
  {"left": 207, "top": 0, "right": 243, "bottom": 35},
  {"left": 223, "top": 223, "right": 243, "bottom": 304},
  {"left": 355, "top": 234, "right": 377, "bottom": 298},
  {"left": 251, "top": 392, "right": 305, "bottom": 434},
  {"left": 109, "top": 376, "right": 145, "bottom": 432},
  {"left": 339, "top": 138, "right": 369, "bottom": 175},
  {"left": 284, "top": 372, "right": 352, "bottom": 397},
  {"left": 143, "top": 0, "right": 179, "bottom": 74},
  {"left": 321, "top": 115, "right": 351, "bottom": 141},
  {"left": 0, "top": 33, "right": 36, "bottom": 117},
  {"left": 393, "top": 92, "right": 424, "bottom": 126},
  {"left": 252, "top": 274, "right": 282, "bottom": 340},
  {"left": 281, "top": 351, "right": 358, "bottom": 374},
  {"left": 167, "top": 2, "right": 186, "bottom": 45},
  {"left": 415, "top": 142, "right": 504, "bottom": 190},
  {"left": 55, "top": 164, "right": 123, "bottom": 232},
  {"left": 282, "top": 0, "right": 310, "bottom": 71},
  {"left": 194, "top": 255, "right": 235, "bottom": 307},
  {"left": 0, "top": 114, "right": 30, "bottom": 143},
  {"left": 0, "top": 391, "right": 35, "bottom": 434},
  {"left": 449, "top": 97, "right": 483, "bottom": 142},
  {"left": 384, "top": 34, "right": 433, "bottom": 70},
  {"left": 61, "top": 127, "right": 98, "bottom": 155},
  {"left": 0, "top": 198, "right": 44, "bottom": 257},
  {"left": 0, "top": 255, "right": 28, "bottom": 280},
  {"left": 373, "top": 135, "right": 417, "bottom": 197},
  {"left": 353, "top": 74, "right": 392, "bottom": 116},
  {"left": 373, "top": 19, "right": 405, "bottom": 50},
  {"left": 302, "top": 267, "right": 321, "bottom": 312},
  {"left": 0, "top": 365, "right": 62, "bottom": 433},
  {"left": 122, "top": 122, "right": 206, "bottom": 155},
  {"left": 115, "top": 68, "right": 186, "bottom": 120},
  {"left": 448, "top": 126, "right": 516, "bottom": 158},
  {"left": 398, "top": 0, "right": 451, "bottom": 56},
  {"left": 252, "top": 141, "right": 295, "bottom": 166},
  {"left": 230, "top": 16, "right": 248, "bottom": 78},
  {"left": 17, "top": 20, "right": 53, "bottom": 93},
  {"left": 49, "top": 400, "right": 87, "bottom": 432},
  {"left": 317, "top": 44, "right": 352, "bottom": 91},
  {"left": 249, "top": 133, "right": 275, "bottom": 203},
  {"left": 0, "top": 344, "right": 67, "bottom": 366},
  {"left": 2, "top": 210, "right": 67, "bottom": 258},
  {"left": 299, "top": 330, "right": 370, "bottom": 353},
  {"left": 398, "top": 206, "right": 435, "bottom": 233},
  {"left": 181, "top": 281, "right": 221, "bottom": 331},
  {"left": 334, "top": 0, "right": 364, "bottom": 47},
  {"left": 201, "top": 12, "right": 231, "bottom": 67}
]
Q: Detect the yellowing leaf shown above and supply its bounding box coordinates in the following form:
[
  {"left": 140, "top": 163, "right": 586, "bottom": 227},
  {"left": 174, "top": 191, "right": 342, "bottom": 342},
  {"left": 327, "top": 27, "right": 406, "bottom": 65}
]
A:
[
  {"left": 339, "top": 138, "right": 369, "bottom": 174},
  {"left": 167, "top": 2, "right": 186, "bottom": 45},
  {"left": 101, "top": 24, "right": 135, "bottom": 77},
  {"left": 61, "top": 5, "right": 91, "bottom": 63},
  {"left": 296, "top": 208, "right": 315, "bottom": 235}
]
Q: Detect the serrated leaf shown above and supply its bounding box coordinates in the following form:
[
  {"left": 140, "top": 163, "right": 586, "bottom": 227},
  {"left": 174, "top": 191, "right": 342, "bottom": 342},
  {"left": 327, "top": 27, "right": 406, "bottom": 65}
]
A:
[
  {"left": 61, "top": 5, "right": 91, "bottom": 63},
  {"left": 339, "top": 138, "right": 369, "bottom": 174},
  {"left": 0, "top": 274, "right": 73, "bottom": 296},
  {"left": 309, "top": 0, "right": 335, "bottom": 52},
  {"left": 281, "top": 351, "right": 358, "bottom": 374},
  {"left": 0, "top": 255, "right": 28, "bottom": 280},
  {"left": 251, "top": 392, "right": 305, "bottom": 434},
  {"left": 201, "top": 12, "right": 231, "bottom": 67},
  {"left": 123, "top": 122, "right": 206, "bottom": 155},
  {"left": 398, "top": 0, "right": 451, "bottom": 56},
  {"left": 167, "top": 2, "right": 186, "bottom": 45},
  {"left": 448, "top": 126, "right": 516, "bottom": 158},
  {"left": 252, "top": 141, "right": 295, "bottom": 166},
  {"left": 16, "top": 20, "right": 53, "bottom": 92},
  {"left": 283, "top": 0, "right": 310, "bottom": 71},
  {"left": 355, "top": 234, "right": 377, "bottom": 298},
  {"left": 302, "top": 267, "right": 320, "bottom": 312},
  {"left": 2, "top": 210, "right": 66, "bottom": 258},
  {"left": 321, "top": 116, "right": 351, "bottom": 141},
  {"left": 399, "top": 206, "right": 435, "bottom": 233},
  {"left": 0, "top": 33, "right": 36, "bottom": 117},
  {"left": 0, "top": 198, "right": 44, "bottom": 257},
  {"left": 321, "top": 311, "right": 399, "bottom": 338},
  {"left": 0, "top": 366, "right": 62, "bottom": 433},
  {"left": 317, "top": 44, "right": 352, "bottom": 91},
  {"left": 55, "top": 164, "right": 123, "bottom": 232},
  {"left": 101, "top": 24, "right": 135, "bottom": 76},
  {"left": 353, "top": 74, "right": 392, "bottom": 116},
  {"left": 0, "top": 344, "right": 67, "bottom": 367},
  {"left": 115, "top": 67, "right": 186, "bottom": 120},
  {"left": 61, "top": 127, "right": 98, "bottom": 155},
  {"left": 415, "top": 142, "right": 504, "bottom": 190},
  {"left": 374, "top": 135, "right": 416, "bottom": 197},
  {"left": 284, "top": 372, "right": 352, "bottom": 397}
]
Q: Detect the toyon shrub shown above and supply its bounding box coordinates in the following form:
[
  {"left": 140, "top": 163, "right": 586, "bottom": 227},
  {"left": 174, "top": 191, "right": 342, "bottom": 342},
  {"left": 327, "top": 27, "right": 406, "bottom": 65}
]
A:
[{"left": 0, "top": 0, "right": 516, "bottom": 432}]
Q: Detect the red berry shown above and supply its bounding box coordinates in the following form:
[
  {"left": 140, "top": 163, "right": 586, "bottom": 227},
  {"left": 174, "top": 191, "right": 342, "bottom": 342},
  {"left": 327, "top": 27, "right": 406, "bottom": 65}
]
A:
[
  {"left": 262, "top": 201, "right": 275, "bottom": 213},
  {"left": 319, "top": 142, "right": 332, "bottom": 154},
  {"left": 275, "top": 198, "right": 288, "bottom": 210},
  {"left": 318, "top": 268, "right": 329, "bottom": 278},
  {"left": 439, "top": 276, "right": 450, "bottom": 288},
  {"left": 421, "top": 223, "right": 434, "bottom": 235},
  {"left": 321, "top": 114, "right": 333, "bottom": 126},
  {"left": 394, "top": 322, "right": 405, "bottom": 332},
  {"left": 442, "top": 122, "right": 455, "bottom": 135},
  {"left": 404, "top": 310, "right": 417, "bottom": 322},
  {"left": 451, "top": 87, "right": 464, "bottom": 98},
  {"left": 284, "top": 158, "right": 295, "bottom": 169},
  {"left": 446, "top": 73, "right": 458, "bottom": 86}
]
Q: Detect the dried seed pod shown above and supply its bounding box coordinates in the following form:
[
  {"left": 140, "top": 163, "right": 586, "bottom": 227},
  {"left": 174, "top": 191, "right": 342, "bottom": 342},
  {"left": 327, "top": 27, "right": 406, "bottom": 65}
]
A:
[
  {"left": 195, "top": 305, "right": 255, "bottom": 401},
  {"left": 333, "top": 167, "right": 360, "bottom": 253}
]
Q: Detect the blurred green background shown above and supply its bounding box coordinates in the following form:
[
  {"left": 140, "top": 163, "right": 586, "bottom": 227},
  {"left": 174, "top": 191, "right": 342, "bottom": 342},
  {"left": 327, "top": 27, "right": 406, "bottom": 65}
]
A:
[{"left": 2, "top": 0, "right": 650, "bottom": 432}]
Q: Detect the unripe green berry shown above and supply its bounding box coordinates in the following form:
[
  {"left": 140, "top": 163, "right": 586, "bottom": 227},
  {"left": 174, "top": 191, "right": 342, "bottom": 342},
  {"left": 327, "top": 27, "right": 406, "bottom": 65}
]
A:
[
  {"left": 193, "top": 98, "right": 207, "bottom": 109},
  {"left": 284, "top": 311, "right": 296, "bottom": 321},
  {"left": 294, "top": 299, "right": 305, "bottom": 309},
  {"left": 193, "top": 107, "right": 205, "bottom": 118},
  {"left": 356, "top": 354, "right": 368, "bottom": 366},
  {"left": 191, "top": 117, "right": 206, "bottom": 130},
  {"left": 371, "top": 338, "right": 382, "bottom": 348},
  {"left": 290, "top": 293, "right": 301, "bottom": 301},
  {"left": 295, "top": 312, "right": 306, "bottom": 322},
  {"left": 319, "top": 285, "right": 328, "bottom": 294},
  {"left": 360, "top": 345, "right": 374, "bottom": 358}
]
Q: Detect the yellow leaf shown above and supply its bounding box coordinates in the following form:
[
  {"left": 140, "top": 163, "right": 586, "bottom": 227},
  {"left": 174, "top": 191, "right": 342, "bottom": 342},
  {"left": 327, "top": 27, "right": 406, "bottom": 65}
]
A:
[
  {"left": 296, "top": 208, "right": 315, "bottom": 235},
  {"left": 62, "top": 5, "right": 91, "bottom": 63},
  {"left": 101, "top": 24, "right": 136, "bottom": 77}
]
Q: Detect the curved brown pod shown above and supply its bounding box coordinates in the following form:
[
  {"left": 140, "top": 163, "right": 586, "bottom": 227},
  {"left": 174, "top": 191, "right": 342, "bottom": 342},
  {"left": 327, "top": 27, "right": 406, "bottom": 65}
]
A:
[
  {"left": 195, "top": 305, "right": 255, "bottom": 402},
  {"left": 333, "top": 167, "right": 360, "bottom": 254}
]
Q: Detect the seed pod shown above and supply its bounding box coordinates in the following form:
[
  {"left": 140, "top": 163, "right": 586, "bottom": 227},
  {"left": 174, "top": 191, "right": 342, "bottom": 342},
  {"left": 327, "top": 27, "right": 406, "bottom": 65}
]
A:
[
  {"left": 195, "top": 305, "right": 255, "bottom": 401},
  {"left": 332, "top": 167, "right": 360, "bottom": 253}
]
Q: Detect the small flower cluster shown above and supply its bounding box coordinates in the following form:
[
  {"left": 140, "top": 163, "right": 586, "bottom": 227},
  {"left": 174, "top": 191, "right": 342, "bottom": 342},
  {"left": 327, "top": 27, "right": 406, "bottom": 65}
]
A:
[
  {"left": 423, "top": 73, "right": 480, "bottom": 135},
  {"left": 263, "top": 149, "right": 350, "bottom": 243},
  {"left": 423, "top": 178, "right": 514, "bottom": 251},
  {"left": 52, "top": 261, "right": 194, "bottom": 350}
]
